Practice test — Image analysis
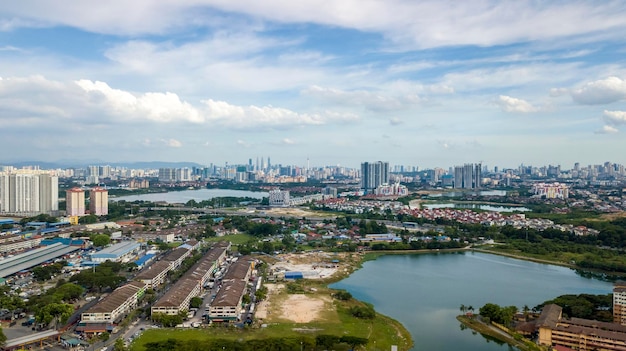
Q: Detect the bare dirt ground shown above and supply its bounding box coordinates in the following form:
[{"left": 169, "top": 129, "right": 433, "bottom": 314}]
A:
[
  {"left": 255, "top": 284, "right": 332, "bottom": 323},
  {"left": 272, "top": 252, "right": 354, "bottom": 279},
  {"left": 599, "top": 211, "right": 626, "bottom": 220},
  {"left": 255, "top": 252, "right": 357, "bottom": 323}
]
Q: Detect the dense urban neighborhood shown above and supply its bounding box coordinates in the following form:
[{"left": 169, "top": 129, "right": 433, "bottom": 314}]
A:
[{"left": 1, "top": 160, "right": 626, "bottom": 350}]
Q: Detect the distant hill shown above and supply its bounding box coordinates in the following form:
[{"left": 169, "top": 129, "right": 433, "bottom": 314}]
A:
[{"left": 0, "top": 160, "right": 205, "bottom": 169}]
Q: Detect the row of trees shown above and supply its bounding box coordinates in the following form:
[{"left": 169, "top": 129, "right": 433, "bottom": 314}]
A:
[
  {"left": 144, "top": 335, "right": 368, "bottom": 351},
  {"left": 151, "top": 311, "right": 188, "bottom": 327},
  {"left": 69, "top": 261, "right": 127, "bottom": 292},
  {"left": 31, "top": 262, "right": 65, "bottom": 282},
  {"left": 536, "top": 293, "right": 613, "bottom": 322},
  {"left": 478, "top": 303, "right": 518, "bottom": 326}
]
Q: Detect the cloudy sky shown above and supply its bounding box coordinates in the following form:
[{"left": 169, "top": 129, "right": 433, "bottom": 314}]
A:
[{"left": 1, "top": 1, "right": 626, "bottom": 169}]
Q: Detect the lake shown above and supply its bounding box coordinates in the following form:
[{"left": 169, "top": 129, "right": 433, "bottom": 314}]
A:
[
  {"left": 112, "top": 188, "right": 268, "bottom": 203},
  {"left": 330, "top": 252, "right": 613, "bottom": 351},
  {"left": 423, "top": 203, "right": 531, "bottom": 212},
  {"left": 427, "top": 190, "right": 508, "bottom": 198}
]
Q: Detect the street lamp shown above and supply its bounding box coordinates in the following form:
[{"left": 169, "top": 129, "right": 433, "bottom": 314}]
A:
[{"left": 300, "top": 341, "right": 303, "bottom": 351}]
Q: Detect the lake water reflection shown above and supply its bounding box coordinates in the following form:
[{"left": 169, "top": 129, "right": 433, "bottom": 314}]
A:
[
  {"left": 331, "top": 252, "right": 613, "bottom": 351},
  {"left": 423, "top": 203, "right": 530, "bottom": 212},
  {"left": 112, "top": 188, "right": 268, "bottom": 202}
]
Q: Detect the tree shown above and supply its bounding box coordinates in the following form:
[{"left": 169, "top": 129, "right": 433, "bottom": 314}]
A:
[
  {"left": 0, "top": 327, "right": 6, "bottom": 347},
  {"left": 79, "top": 214, "right": 98, "bottom": 224},
  {"left": 54, "top": 283, "right": 84, "bottom": 302},
  {"left": 91, "top": 233, "right": 110, "bottom": 247},
  {"left": 339, "top": 336, "right": 368, "bottom": 350},
  {"left": 189, "top": 297, "right": 203, "bottom": 309},
  {"left": 333, "top": 290, "right": 352, "bottom": 301},
  {"left": 316, "top": 335, "right": 340, "bottom": 349},
  {"left": 460, "top": 304, "right": 467, "bottom": 313},
  {"left": 242, "top": 294, "right": 251, "bottom": 305},
  {"left": 113, "top": 338, "right": 127, "bottom": 351},
  {"left": 349, "top": 305, "right": 376, "bottom": 319},
  {"left": 36, "top": 303, "right": 74, "bottom": 327}
]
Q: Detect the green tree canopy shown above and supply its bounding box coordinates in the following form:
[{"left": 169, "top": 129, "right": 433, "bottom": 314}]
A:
[
  {"left": 35, "top": 303, "right": 74, "bottom": 327},
  {"left": 189, "top": 297, "right": 203, "bottom": 309},
  {"left": 0, "top": 326, "right": 7, "bottom": 346},
  {"left": 91, "top": 233, "right": 111, "bottom": 247}
]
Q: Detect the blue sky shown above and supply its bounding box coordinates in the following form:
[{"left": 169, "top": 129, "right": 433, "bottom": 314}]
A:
[{"left": 1, "top": 1, "right": 626, "bottom": 169}]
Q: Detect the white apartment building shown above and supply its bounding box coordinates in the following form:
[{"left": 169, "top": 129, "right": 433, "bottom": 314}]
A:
[{"left": 0, "top": 171, "right": 58, "bottom": 215}]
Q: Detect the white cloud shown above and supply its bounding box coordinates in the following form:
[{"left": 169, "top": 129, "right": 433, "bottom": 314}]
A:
[
  {"left": 303, "top": 85, "right": 421, "bottom": 111},
  {"left": 281, "top": 138, "right": 295, "bottom": 145},
  {"left": 389, "top": 117, "right": 403, "bottom": 126},
  {"left": 161, "top": 138, "right": 182, "bottom": 147},
  {"left": 595, "top": 125, "right": 619, "bottom": 134},
  {"left": 76, "top": 79, "right": 204, "bottom": 123},
  {"left": 549, "top": 88, "right": 569, "bottom": 97},
  {"left": 442, "top": 63, "right": 582, "bottom": 92},
  {"left": 497, "top": 95, "right": 538, "bottom": 113},
  {"left": 571, "top": 77, "right": 626, "bottom": 105},
  {"left": 3, "top": 1, "right": 626, "bottom": 49},
  {"left": 0, "top": 76, "right": 356, "bottom": 131},
  {"left": 202, "top": 99, "right": 357, "bottom": 129},
  {"left": 604, "top": 110, "right": 626, "bottom": 125},
  {"left": 236, "top": 140, "right": 251, "bottom": 147}
]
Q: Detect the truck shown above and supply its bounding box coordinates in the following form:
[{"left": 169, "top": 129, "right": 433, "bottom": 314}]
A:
[{"left": 21, "top": 317, "right": 35, "bottom": 326}]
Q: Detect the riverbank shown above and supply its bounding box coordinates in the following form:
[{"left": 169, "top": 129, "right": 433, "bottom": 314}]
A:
[{"left": 456, "top": 315, "right": 544, "bottom": 351}]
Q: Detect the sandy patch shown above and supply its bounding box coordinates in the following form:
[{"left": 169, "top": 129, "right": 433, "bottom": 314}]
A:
[
  {"left": 279, "top": 294, "right": 329, "bottom": 323},
  {"left": 255, "top": 284, "right": 331, "bottom": 323},
  {"left": 256, "top": 283, "right": 281, "bottom": 319}
]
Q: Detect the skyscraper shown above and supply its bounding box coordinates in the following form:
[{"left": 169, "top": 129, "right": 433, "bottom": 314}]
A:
[
  {"left": 66, "top": 187, "right": 85, "bottom": 216},
  {"left": 0, "top": 171, "right": 58, "bottom": 215},
  {"left": 361, "top": 161, "right": 389, "bottom": 193},
  {"left": 89, "top": 187, "right": 108, "bottom": 216},
  {"left": 453, "top": 163, "right": 482, "bottom": 189}
]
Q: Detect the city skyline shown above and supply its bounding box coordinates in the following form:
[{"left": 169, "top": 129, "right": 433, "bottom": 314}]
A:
[{"left": 1, "top": 2, "right": 626, "bottom": 168}]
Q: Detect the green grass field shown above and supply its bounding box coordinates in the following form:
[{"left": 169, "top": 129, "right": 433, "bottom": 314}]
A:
[{"left": 130, "top": 280, "right": 412, "bottom": 351}]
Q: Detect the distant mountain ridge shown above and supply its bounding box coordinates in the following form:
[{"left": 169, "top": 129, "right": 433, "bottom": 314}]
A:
[{"left": 0, "top": 160, "right": 205, "bottom": 169}]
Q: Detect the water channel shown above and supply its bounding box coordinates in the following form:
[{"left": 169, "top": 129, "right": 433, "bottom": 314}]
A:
[
  {"left": 112, "top": 188, "right": 268, "bottom": 202},
  {"left": 330, "top": 252, "right": 614, "bottom": 351},
  {"left": 423, "top": 203, "right": 531, "bottom": 212}
]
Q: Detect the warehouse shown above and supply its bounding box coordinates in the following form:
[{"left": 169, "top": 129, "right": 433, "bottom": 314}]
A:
[
  {"left": 208, "top": 280, "right": 247, "bottom": 323},
  {"left": 90, "top": 241, "right": 141, "bottom": 263},
  {"left": 78, "top": 281, "right": 147, "bottom": 335},
  {"left": 135, "top": 260, "right": 171, "bottom": 289},
  {"left": 0, "top": 243, "right": 79, "bottom": 278},
  {"left": 151, "top": 278, "right": 200, "bottom": 316}
]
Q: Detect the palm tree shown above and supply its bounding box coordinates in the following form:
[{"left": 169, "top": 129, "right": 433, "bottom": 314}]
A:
[{"left": 460, "top": 304, "right": 467, "bottom": 314}]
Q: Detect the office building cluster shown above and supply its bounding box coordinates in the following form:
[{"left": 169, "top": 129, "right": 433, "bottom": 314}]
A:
[
  {"left": 0, "top": 170, "right": 58, "bottom": 216},
  {"left": 360, "top": 161, "right": 390, "bottom": 194},
  {"left": 532, "top": 182, "right": 569, "bottom": 199},
  {"left": 453, "top": 163, "right": 482, "bottom": 189}
]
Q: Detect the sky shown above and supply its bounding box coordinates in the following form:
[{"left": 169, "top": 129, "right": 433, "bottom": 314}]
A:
[{"left": 1, "top": 1, "right": 626, "bottom": 170}]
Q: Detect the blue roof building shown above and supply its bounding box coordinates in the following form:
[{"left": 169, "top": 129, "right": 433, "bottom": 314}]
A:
[{"left": 90, "top": 241, "right": 141, "bottom": 263}]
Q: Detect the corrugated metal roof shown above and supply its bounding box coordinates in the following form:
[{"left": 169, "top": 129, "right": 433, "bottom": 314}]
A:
[{"left": 0, "top": 243, "right": 79, "bottom": 278}]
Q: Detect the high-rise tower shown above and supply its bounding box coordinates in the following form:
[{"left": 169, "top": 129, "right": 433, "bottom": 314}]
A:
[
  {"left": 89, "top": 187, "right": 108, "bottom": 216},
  {"left": 360, "top": 161, "right": 389, "bottom": 193},
  {"left": 66, "top": 187, "right": 85, "bottom": 216}
]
